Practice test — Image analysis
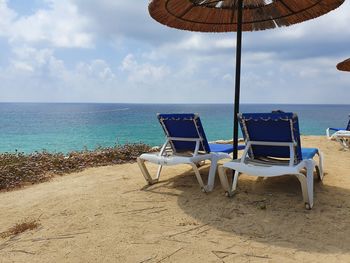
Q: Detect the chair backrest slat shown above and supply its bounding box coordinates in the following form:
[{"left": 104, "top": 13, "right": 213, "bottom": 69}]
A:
[
  {"left": 239, "top": 112, "right": 303, "bottom": 163},
  {"left": 157, "top": 113, "right": 211, "bottom": 153},
  {"left": 346, "top": 116, "right": 350, "bottom": 131}
]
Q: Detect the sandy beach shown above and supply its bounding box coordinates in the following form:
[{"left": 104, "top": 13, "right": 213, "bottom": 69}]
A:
[{"left": 0, "top": 136, "right": 349, "bottom": 262}]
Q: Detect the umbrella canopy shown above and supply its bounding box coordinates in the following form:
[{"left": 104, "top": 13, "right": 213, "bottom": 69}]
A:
[
  {"left": 148, "top": 0, "right": 344, "bottom": 159},
  {"left": 337, "top": 58, "right": 350, "bottom": 72},
  {"left": 149, "top": 0, "right": 344, "bottom": 32}
]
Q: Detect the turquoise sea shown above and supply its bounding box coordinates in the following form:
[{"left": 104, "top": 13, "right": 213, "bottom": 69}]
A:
[{"left": 0, "top": 103, "right": 349, "bottom": 154}]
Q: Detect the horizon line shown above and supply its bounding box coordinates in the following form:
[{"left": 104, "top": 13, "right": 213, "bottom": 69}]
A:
[{"left": 0, "top": 101, "right": 349, "bottom": 106}]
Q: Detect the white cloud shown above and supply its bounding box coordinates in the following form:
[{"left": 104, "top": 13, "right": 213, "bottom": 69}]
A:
[
  {"left": 1, "top": 0, "right": 93, "bottom": 48},
  {"left": 0, "top": 0, "right": 349, "bottom": 104},
  {"left": 77, "top": 60, "right": 115, "bottom": 80},
  {"left": 7, "top": 46, "right": 56, "bottom": 77},
  {"left": 0, "top": 0, "right": 16, "bottom": 36},
  {"left": 121, "top": 54, "right": 170, "bottom": 84},
  {"left": 11, "top": 61, "right": 34, "bottom": 72}
]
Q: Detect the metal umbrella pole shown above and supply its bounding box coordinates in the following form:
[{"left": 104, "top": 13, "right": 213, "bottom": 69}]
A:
[{"left": 233, "top": 0, "right": 243, "bottom": 160}]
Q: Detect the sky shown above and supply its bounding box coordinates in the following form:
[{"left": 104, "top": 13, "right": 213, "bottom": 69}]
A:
[{"left": 0, "top": 0, "right": 349, "bottom": 104}]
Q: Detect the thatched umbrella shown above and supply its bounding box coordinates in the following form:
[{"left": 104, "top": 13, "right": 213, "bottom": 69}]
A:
[
  {"left": 337, "top": 58, "right": 350, "bottom": 72},
  {"left": 149, "top": 0, "right": 344, "bottom": 159}
]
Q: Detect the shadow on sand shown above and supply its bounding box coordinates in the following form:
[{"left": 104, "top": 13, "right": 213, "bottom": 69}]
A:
[{"left": 143, "top": 165, "right": 350, "bottom": 254}]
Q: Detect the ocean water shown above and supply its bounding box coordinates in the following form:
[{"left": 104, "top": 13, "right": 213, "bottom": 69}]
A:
[{"left": 0, "top": 103, "right": 348, "bottom": 154}]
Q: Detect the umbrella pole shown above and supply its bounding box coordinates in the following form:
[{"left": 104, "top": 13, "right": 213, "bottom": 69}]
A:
[{"left": 233, "top": 0, "right": 243, "bottom": 160}]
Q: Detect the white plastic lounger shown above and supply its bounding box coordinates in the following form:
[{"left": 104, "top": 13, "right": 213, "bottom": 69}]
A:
[
  {"left": 218, "top": 112, "right": 324, "bottom": 210},
  {"left": 137, "top": 113, "right": 244, "bottom": 192},
  {"left": 326, "top": 115, "right": 350, "bottom": 138},
  {"left": 326, "top": 117, "right": 350, "bottom": 149}
]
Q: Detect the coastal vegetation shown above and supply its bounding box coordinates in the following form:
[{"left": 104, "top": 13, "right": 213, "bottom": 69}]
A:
[
  {"left": 0, "top": 144, "right": 151, "bottom": 191},
  {"left": 0, "top": 219, "right": 41, "bottom": 239}
]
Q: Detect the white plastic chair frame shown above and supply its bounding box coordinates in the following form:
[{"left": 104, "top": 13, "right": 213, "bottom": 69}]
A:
[
  {"left": 137, "top": 119, "right": 231, "bottom": 192},
  {"left": 218, "top": 140, "right": 324, "bottom": 210},
  {"left": 326, "top": 115, "right": 350, "bottom": 139},
  {"left": 328, "top": 130, "right": 350, "bottom": 150},
  {"left": 326, "top": 128, "right": 336, "bottom": 138}
]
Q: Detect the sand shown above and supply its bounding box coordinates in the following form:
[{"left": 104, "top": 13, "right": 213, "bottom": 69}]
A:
[{"left": 0, "top": 136, "right": 349, "bottom": 262}]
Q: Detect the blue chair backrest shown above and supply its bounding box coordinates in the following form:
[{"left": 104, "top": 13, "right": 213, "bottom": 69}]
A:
[
  {"left": 347, "top": 116, "right": 350, "bottom": 131},
  {"left": 157, "top": 113, "right": 211, "bottom": 153},
  {"left": 239, "top": 112, "right": 303, "bottom": 163}
]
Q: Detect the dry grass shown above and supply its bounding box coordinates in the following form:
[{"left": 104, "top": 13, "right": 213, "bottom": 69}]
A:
[
  {"left": 0, "top": 219, "right": 40, "bottom": 239},
  {"left": 0, "top": 143, "right": 151, "bottom": 191}
]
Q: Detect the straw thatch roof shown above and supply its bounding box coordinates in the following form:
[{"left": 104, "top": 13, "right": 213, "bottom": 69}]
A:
[
  {"left": 337, "top": 58, "right": 350, "bottom": 72},
  {"left": 149, "top": 0, "right": 344, "bottom": 32}
]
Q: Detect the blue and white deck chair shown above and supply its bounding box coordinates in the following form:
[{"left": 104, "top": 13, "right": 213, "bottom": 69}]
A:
[
  {"left": 326, "top": 115, "right": 350, "bottom": 149},
  {"left": 137, "top": 113, "right": 244, "bottom": 192},
  {"left": 218, "top": 113, "right": 324, "bottom": 209},
  {"left": 326, "top": 115, "right": 350, "bottom": 138}
]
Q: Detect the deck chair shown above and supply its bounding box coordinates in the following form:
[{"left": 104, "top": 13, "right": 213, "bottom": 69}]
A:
[
  {"left": 326, "top": 116, "right": 350, "bottom": 149},
  {"left": 137, "top": 113, "right": 244, "bottom": 192},
  {"left": 326, "top": 115, "right": 350, "bottom": 138},
  {"left": 218, "top": 112, "right": 324, "bottom": 209}
]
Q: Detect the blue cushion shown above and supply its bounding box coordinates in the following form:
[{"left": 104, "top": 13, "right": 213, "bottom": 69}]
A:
[
  {"left": 209, "top": 143, "right": 245, "bottom": 154},
  {"left": 301, "top": 148, "right": 319, "bottom": 160}
]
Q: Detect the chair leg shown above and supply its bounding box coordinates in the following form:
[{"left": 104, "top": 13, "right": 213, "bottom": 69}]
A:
[
  {"left": 190, "top": 163, "right": 207, "bottom": 192},
  {"left": 137, "top": 157, "right": 159, "bottom": 185},
  {"left": 218, "top": 167, "right": 239, "bottom": 197},
  {"left": 206, "top": 156, "right": 219, "bottom": 192},
  {"left": 218, "top": 166, "right": 230, "bottom": 193},
  {"left": 335, "top": 136, "right": 342, "bottom": 147},
  {"left": 306, "top": 161, "right": 315, "bottom": 209},
  {"left": 295, "top": 174, "right": 311, "bottom": 209},
  {"left": 296, "top": 161, "right": 315, "bottom": 210},
  {"left": 230, "top": 170, "right": 240, "bottom": 195},
  {"left": 316, "top": 152, "right": 324, "bottom": 181},
  {"left": 336, "top": 136, "right": 350, "bottom": 149},
  {"left": 342, "top": 138, "right": 350, "bottom": 149},
  {"left": 156, "top": 165, "right": 163, "bottom": 180}
]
